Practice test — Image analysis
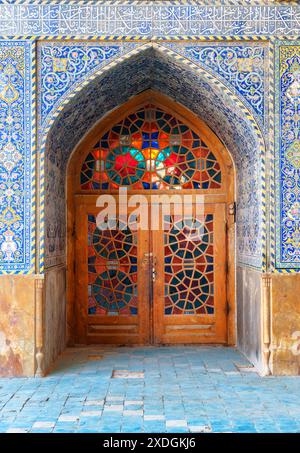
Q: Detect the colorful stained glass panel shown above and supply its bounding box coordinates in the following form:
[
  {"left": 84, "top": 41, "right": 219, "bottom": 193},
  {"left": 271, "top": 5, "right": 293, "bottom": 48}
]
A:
[
  {"left": 80, "top": 105, "right": 222, "bottom": 190},
  {"left": 164, "top": 215, "right": 214, "bottom": 315},
  {"left": 88, "top": 214, "right": 138, "bottom": 315}
]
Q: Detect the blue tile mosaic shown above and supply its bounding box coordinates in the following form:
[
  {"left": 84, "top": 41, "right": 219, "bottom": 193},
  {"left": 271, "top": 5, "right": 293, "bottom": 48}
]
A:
[
  {"left": 165, "top": 42, "right": 267, "bottom": 126},
  {"left": 38, "top": 42, "right": 141, "bottom": 127},
  {"left": 0, "top": 40, "right": 33, "bottom": 272},
  {"left": 276, "top": 42, "right": 300, "bottom": 268}
]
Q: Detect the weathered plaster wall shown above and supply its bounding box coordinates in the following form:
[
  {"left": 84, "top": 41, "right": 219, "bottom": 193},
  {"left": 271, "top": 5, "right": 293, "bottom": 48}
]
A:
[
  {"left": 271, "top": 274, "right": 300, "bottom": 375},
  {"left": 43, "top": 266, "right": 66, "bottom": 374},
  {"left": 0, "top": 276, "right": 36, "bottom": 376},
  {"left": 237, "top": 267, "right": 263, "bottom": 372}
]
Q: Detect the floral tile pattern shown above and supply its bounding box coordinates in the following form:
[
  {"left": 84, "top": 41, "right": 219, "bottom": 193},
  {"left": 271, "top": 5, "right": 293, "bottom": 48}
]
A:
[
  {"left": 38, "top": 42, "right": 141, "bottom": 127},
  {"left": 276, "top": 42, "right": 300, "bottom": 268},
  {"left": 0, "top": 41, "right": 32, "bottom": 272},
  {"left": 165, "top": 42, "right": 267, "bottom": 126}
]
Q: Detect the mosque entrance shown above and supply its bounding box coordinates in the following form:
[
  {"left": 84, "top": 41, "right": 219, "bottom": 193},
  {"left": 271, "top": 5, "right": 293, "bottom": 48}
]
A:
[{"left": 70, "top": 92, "right": 234, "bottom": 345}]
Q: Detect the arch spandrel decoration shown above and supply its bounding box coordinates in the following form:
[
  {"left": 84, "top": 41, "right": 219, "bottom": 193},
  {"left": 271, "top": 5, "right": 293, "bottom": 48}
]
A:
[{"left": 79, "top": 103, "right": 222, "bottom": 192}]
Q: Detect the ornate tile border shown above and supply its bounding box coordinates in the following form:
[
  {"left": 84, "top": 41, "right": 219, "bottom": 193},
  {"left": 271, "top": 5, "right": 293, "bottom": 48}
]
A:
[
  {"left": 0, "top": 2, "right": 300, "bottom": 37},
  {"left": 275, "top": 40, "right": 300, "bottom": 270},
  {"left": 0, "top": 40, "right": 34, "bottom": 273}
]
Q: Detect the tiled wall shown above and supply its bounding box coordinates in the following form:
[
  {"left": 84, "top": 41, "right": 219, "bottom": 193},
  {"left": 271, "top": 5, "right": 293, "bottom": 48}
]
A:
[
  {"left": 0, "top": 2, "right": 299, "bottom": 273},
  {"left": 0, "top": 41, "right": 33, "bottom": 273}
]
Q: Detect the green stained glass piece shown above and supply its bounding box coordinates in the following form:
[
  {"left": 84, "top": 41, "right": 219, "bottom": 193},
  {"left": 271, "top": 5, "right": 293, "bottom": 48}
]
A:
[{"left": 214, "top": 172, "right": 221, "bottom": 183}]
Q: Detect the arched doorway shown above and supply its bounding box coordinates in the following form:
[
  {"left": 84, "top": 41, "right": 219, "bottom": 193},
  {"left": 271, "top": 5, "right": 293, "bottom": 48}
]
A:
[{"left": 67, "top": 91, "right": 235, "bottom": 345}]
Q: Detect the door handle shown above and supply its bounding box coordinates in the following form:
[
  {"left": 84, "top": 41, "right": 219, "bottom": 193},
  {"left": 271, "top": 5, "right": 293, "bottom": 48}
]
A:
[
  {"left": 152, "top": 256, "right": 157, "bottom": 282},
  {"left": 152, "top": 268, "right": 157, "bottom": 282}
]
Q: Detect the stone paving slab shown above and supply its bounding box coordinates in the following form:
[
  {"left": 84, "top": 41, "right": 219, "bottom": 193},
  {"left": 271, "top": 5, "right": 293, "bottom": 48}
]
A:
[{"left": 0, "top": 346, "right": 300, "bottom": 433}]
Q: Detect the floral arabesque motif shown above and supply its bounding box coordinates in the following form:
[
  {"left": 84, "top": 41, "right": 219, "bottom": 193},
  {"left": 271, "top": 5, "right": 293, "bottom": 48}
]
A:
[
  {"left": 39, "top": 43, "right": 139, "bottom": 125},
  {"left": 166, "top": 43, "right": 265, "bottom": 123},
  {"left": 279, "top": 47, "right": 300, "bottom": 265},
  {"left": 0, "top": 42, "right": 32, "bottom": 271}
]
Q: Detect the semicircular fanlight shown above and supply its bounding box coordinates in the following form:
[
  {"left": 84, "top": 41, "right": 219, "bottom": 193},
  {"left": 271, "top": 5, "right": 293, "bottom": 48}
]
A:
[{"left": 80, "top": 104, "right": 222, "bottom": 190}]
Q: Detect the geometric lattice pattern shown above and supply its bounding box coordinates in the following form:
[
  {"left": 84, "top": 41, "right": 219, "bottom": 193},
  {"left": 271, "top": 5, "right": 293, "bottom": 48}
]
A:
[
  {"left": 164, "top": 215, "right": 214, "bottom": 315},
  {"left": 87, "top": 214, "right": 138, "bottom": 315},
  {"left": 80, "top": 104, "right": 221, "bottom": 190}
]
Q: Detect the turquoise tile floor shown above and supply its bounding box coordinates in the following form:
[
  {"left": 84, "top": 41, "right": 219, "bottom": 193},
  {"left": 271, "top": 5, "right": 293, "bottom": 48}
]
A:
[{"left": 1, "top": 346, "right": 300, "bottom": 433}]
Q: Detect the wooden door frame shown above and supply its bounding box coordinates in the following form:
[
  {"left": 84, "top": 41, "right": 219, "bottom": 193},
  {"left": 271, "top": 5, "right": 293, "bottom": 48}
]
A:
[{"left": 66, "top": 89, "right": 236, "bottom": 346}]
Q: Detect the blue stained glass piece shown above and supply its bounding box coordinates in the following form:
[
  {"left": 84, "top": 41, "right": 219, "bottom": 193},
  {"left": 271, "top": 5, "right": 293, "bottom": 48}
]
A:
[
  {"left": 214, "top": 172, "right": 222, "bottom": 183},
  {"left": 130, "top": 307, "right": 138, "bottom": 315},
  {"left": 200, "top": 294, "right": 208, "bottom": 302},
  {"left": 130, "top": 265, "right": 137, "bottom": 273},
  {"left": 135, "top": 119, "right": 144, "bottom": 128},
  {"left": 88, "top": 255, "right": 96, "bottom": 264},
  {"left": 112, "top": 125, "right": 122, "bottom": 133},
  {"left": 176, "top": 300, "right": 185, "bottom": 308},
  {"left": 142, "top": 140, "right": 150, "bottom": 149}
]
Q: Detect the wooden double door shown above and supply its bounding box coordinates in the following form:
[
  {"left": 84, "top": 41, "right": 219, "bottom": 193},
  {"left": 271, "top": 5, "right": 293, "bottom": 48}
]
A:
[{"left": 75, "top": 194, "right": 227, "bottom": 345}]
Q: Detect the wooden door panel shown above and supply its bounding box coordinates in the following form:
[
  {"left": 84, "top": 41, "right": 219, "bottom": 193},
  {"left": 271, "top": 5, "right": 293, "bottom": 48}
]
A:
[
  {"left": 152, "top": 203, "right": 227, "bottom": 344},
  {"left": 75, "top": 199, "right": 150, "bottom": 344},
  {"left": 75, "top": 198, "right": 227, "bottom": 345}
]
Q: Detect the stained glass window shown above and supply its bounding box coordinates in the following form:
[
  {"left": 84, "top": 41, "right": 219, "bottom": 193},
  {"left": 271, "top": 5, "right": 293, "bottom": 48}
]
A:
[
  {"left": 164, "top": 215, "right": 214, "bottom": 315},
  {"left": 88, "top": 214, "right": 138, "bottom": 315},
  {"left": 80, "top": 105, "right": 222, "bottom": 190}
]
